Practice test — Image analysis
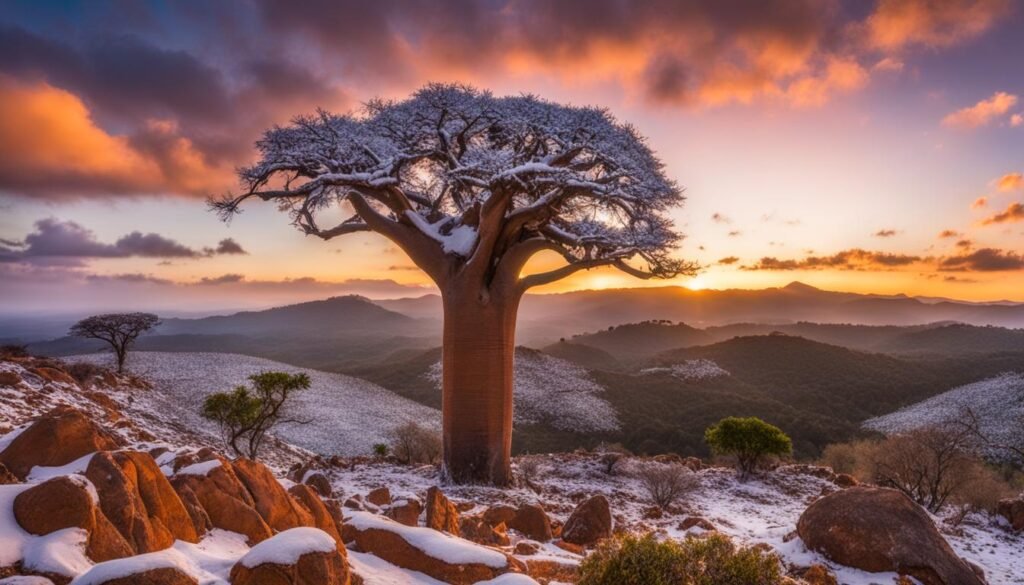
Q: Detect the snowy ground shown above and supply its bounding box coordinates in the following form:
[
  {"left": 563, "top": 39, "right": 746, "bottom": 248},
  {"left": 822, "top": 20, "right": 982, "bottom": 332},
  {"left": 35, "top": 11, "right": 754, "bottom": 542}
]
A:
[
  {"left": 322, "top": 454, "right": 1024, "bottom": 585},
  {"left": 424, "top": 348, "right": 620, "bottom": 433},
  {"left": 864, "top": 372, "right": 1024, "bottom": 461},
  {"left": 67, "top": 352, "right": 441, "bottom": 457}
]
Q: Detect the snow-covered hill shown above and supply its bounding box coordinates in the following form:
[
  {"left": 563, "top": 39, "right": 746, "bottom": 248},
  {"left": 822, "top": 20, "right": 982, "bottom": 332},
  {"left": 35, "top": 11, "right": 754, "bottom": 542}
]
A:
[
  {"left": 864, "top": 372, "right": 1024, "bottom": 461},
  {"left": 424, "top": 348, "right": 620, "bottom": 433},
  {"left": 68, "top": 352, "right": 440, "bottom": 457}
]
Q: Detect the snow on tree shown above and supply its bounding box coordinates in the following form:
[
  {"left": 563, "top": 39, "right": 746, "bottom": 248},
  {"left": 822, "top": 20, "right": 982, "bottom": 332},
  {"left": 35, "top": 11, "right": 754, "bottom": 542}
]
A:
[{"left": 212, "top": 83, "right": 694, "bottom": 485}]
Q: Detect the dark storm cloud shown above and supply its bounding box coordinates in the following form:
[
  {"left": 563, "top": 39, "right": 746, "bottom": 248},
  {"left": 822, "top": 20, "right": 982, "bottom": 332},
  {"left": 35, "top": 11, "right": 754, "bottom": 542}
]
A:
[{"left": 0, "top": 219, "right": 247, "bottom": 262}]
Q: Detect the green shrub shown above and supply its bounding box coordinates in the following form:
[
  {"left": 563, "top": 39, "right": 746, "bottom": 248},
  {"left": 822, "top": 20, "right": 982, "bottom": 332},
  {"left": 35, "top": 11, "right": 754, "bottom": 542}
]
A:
[
  {"left": 705, "top": 417, "right": 792, "bottom": 480},
  {"left": 579, "top": 533, "right": 783, "bottom": 585},
  {"left": 202, "top": 371, "right": 310, "bottom": 460},
  {"left": 372, "top": 443, "right": 389, "bottom": 457}
]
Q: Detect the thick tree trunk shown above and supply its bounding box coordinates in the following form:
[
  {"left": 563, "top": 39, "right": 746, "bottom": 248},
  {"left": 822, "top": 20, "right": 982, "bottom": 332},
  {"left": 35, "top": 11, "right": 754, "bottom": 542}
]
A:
[{"left": 440, "top": 284, "right": 520, "bottom": 485}]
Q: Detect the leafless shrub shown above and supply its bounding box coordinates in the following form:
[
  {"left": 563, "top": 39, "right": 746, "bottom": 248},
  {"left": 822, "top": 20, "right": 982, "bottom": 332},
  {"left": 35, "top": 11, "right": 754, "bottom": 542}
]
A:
[
  {"left": 389, "top": 421, "right": 442, "bottom": 465},
  {"left": 66, "top": 361, "right": 106, "bottom": 384},
  {"left": 635, "top": 462, "right": 697, "bottom": 510},
  {"left": 517, "top": 454, "right": 544, "bottom": 491}
]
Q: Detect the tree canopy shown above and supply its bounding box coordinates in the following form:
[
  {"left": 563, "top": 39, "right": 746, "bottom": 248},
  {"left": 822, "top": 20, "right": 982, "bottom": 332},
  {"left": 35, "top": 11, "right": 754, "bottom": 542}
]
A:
[
  {"left": 69, "top": 312, "right": 160, "bottom": 373},
  {"left": 705, "top": 416, "right": 792, "bottom": 480},
  {"left": 213, "top": 83, "right": 694, "bottom": 291}
]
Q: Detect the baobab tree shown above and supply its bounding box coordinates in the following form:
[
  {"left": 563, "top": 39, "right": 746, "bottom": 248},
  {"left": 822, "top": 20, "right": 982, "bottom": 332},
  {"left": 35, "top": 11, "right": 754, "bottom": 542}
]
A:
[
  {"left": 212, "top": 84, "right": 694, "bottom": 484},
  {"left": 69, "top": 312, "right": 160, "bottom": 373}
]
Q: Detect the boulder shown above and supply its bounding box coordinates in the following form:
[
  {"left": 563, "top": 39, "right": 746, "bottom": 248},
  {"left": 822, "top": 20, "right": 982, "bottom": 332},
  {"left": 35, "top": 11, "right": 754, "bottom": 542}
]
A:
[
  {"left": 79, "top": 566, "right": 198, "bottom": 585},
  {"left": 229, "top": 527, "right": 349, "bottom": 585},
  {"left": 424, "top": 486, "right": 460, "bottom": 535},
  {"left": 561, "top": 495, "right": 611, "bottom": 546},
  {"left": 385, "top": 498, "right": 422, "bottom": 527},
  {"left": 232, "top": 458, "right": 314, "bottom": 532},
  {"left": 170, "top": 459, "right": 272, "bottom": 545},
  {"left": 832, "top": 473, "right": 858, "bottom": 488},
  {"left": 287, "top": 484, "right": 344, "bottom": 544},
  {"left": 997, "top": 497, "right": 1024, "bottom": 531},
  {"left": 304, "top": 472, "right": 333, "bottom": 498},
  {"left": 347, "top": 512, "right": 512, "bottom": 585},
  {"left": 459, "top": 516, "right": 510, "bottom": 546},
  {"left": 0, "top": 407, "right": 120, "bottom": 479},
  {"left": 514, "top": 541, "right": 540, "bottom": 555},
  {"left": 366, "top": 487, "right": 391, "bottom": 507},
  {"left": 85, "top": 451, "right": 199, "bottom": 554},
  {"left": 508, "top": 504, "right": 552, "bottom": 542},
  {"left": 173, "top": 484, "right": 212, "bottom": 537},
  {"left": 13, "top": 475, "right": 134, "bottom": 562},
  {"left": 797, "top": 486, "right": 985, "bottom": 585},
  {"left": 482, "top": 505, "right": 517, "bottom": 527}
]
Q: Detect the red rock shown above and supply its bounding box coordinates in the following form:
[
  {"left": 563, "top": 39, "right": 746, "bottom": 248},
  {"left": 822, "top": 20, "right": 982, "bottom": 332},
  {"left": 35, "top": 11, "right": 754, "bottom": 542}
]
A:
[
  {"left": 514, "top": 541, "right": 540, "bottom": 555},
  {"left": 366, "top": 486, "right": 391, "bottom": 507},
  {"left": 170, "top": 460, "right": 272, "bottom": 545},
  {"left": 385, "top": 498, "right": 422, "bottom": 526},
  {"left": 678, "top": 516, "right": 716, "bottom": 531},
  {"left": 459, "top": 516, "right": 510, "bottom": 546},
  {"left": 230, "top": 530, "right": 350, "bottom": 585},
  {"left": 997, "top": 497, "right": 1024, "bottom": 531},
  {"left": 304, "top": 472, "right": 333, "bottom": 498},
  {"left": 508, "top": 504, "right": 552, "bottom": 542},
  {"left": 424, "top": 486, "right": 460, "bottom": 535},
  {"left": 13, "top": 475, "right": 134, "bottom": 562},
  {"left": 482, "top": 505, "right": 517, "bottom": 527},
  {"left": 85, "top": 451, "right": 199, "bottom": 554},
  {"left": 797, "top": 486, "right": 985, "bottom": 585},
  {"left": 288, "top": 484, "right": 344, "bottom": 545},
  {"left": 561, "top": 495, "right": 611, "bottom": 546},
  {"left": 553, "top": 539, "right": 584, "bottom": 555},
  {"left": 232, "top": 458, "right": 314, "bottom": 532},
  {"left": 349, "top": 513, "right": 511, "bottom": 584},
  {"left": 0, "top": 407, "right": 121, "bottom": 479},
  {"left": 0, "top": 463, "right": 17, "bottom": 484},
  {"left": 87, "top": 567, "right": 198, "bottom": 585},
  {"left": 832, "top": 473, "right": 858, "bottom": 488}
]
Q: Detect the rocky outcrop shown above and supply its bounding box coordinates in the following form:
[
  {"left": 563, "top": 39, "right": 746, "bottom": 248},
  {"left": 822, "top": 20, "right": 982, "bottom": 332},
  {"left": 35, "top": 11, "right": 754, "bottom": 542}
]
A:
[
  {"left": 997, "top": 497, "right": 1024, "bottom": 531},
  {"left": 288, "top": 484, "right": 344, "bottom": 544},
  {"left": 385, "top": 498, "right": 422, "bottom": 526},
  {"left": 232, "top": 458, "right": 313, "bottom": 532},
  {"left": 366, "top": 487, "right": 391, "bottom": 507},
  {"left": 0, "top": 407, "right": 120, "bottom": 479},
  {"left": 169, "top": 459, "right": 273, "bottom": 545},
  {"left": 85, "top": 451, "right": 199, "bottom": 554},
  {"left": 424, "top": 486, "right": 460, "bottom": 535},
  {"left": 13, "top": 475, "right": 134, "bottom": 562},
  {"left": 507, "top": 504, "right": 552, "bottom": 541},
  {"left": 79, "top": 566, "right": 199, "bottom": 585},
  {"left": 229, "top": 527, "right": 349, "bottom": 585},
  {"left": 797, "top": 486, "right": 985, "bottom": 585},
  {"left": 304, "top": 472, "right": 332, "bottom": 498},
  {"left": 459, "top": 516, "right": 510, "bottom": 546},
  {"left": 561, "top": 495, "right": 612, "bottom": 546}
]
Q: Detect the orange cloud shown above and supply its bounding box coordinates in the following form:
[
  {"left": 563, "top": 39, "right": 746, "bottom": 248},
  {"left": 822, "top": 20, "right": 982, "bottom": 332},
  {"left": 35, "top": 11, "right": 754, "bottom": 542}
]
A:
[
  {"left": 742, "top": 248, "right": 925, "bottom": 271},
  {"left": 942, "top": 91, "right": 1018, "bottom": 129},
  {"left": 938, "top": 229, "right": 961, "bottom": 238},
  {"left": 980, "top": 202, "right": 1024, "bottom": 225},
  {"left": 994, "top": 172, "right": 1024, "bottom": 192},
  {"left": 0, "top": 76, "right": 230, "bottom": 198},
  {"left": 865, "top": 0, "right": 1010, "bottom": 50},
  {"left": 1013, "top": 114, "right": 1024, "bottom": 127},
  {"left": 785, "top": 57, "right": 870, "bottom": 108},
  {"left": 972, "top": 196, "right": 988, "bottom": 209}
]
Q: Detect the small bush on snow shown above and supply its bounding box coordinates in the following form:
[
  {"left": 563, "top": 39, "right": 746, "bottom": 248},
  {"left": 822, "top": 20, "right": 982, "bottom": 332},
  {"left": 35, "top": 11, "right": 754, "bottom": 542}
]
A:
[
  {"left": 705, "top": 417, "right": 792, "bottom": 481},
  {"left": 388, "top": 421, "right": 442, "bottom": 465},
  {"left": 634, "top": 462, "right": 697, "bottom": 510},
  {"left": 579, "top": 532, "right": 783, "bottom": 585},
  {"left": 595, "top": 442, "right": 632, "bottom": 475}
]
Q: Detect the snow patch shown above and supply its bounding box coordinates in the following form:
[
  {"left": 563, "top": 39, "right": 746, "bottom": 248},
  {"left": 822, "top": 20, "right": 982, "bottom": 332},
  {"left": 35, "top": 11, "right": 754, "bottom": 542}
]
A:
[
  {"left": 238, "top": 527, "right": 336, "bottom": 568},
  {"left": 640, "top": 359, "right": 729, "bottom": 382},
  {"left": 175, "top": 459, "right": 222, "bottom": 477},
  {"left": 27, "top": 453, "right": 96, "bottom": 482},
  {"left": 347, "top": 511, "right": 508, "bottom": 568}
]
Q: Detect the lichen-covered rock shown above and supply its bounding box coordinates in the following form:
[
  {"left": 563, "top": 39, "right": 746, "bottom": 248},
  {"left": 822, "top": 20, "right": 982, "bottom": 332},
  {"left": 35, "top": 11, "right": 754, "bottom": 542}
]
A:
[{"left": 797, "top": 486, "right": 985, "bottom": 585}]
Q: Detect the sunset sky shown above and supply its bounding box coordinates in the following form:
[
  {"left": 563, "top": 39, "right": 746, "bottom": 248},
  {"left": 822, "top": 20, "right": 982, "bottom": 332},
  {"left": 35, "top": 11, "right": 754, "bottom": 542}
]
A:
[{"left": 2, "top": 0, "right": 1024, "bottom": 313}]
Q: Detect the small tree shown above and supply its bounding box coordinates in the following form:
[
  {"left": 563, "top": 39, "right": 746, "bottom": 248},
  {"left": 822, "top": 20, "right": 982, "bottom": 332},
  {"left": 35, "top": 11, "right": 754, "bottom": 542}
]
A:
[
  {"left": 69, "top": 313, "right": 160, "bottom": 373},
  {"left": 705, "top": 417, "right": 792, "bottom": 481},
  {"left": 388, "top": 421, "right": 442, "bottom": 465},
  {"left": 202, "top": 371, "right": 310, "bottom": 459}
]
